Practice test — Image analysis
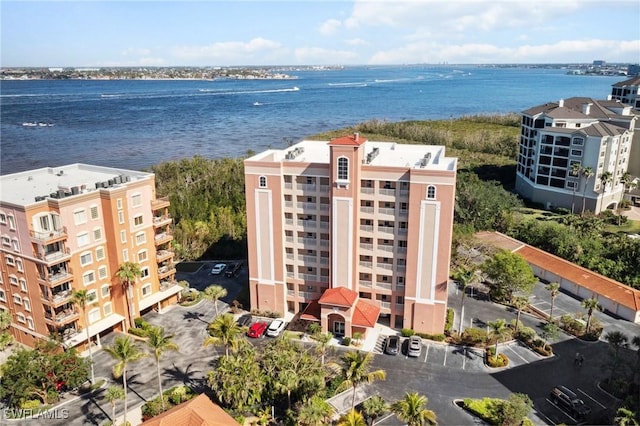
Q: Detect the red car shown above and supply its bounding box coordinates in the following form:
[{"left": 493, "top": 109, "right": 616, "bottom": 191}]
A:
[{"left": 247, "top": 321, "right": 268, "bottom": 338}]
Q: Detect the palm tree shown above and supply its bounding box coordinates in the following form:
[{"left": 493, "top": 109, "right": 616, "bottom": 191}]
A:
[
  {"left": 581, "top": 297, "right": 601, "bottom": 334},
  {"left": 314, "top": 332, "right": 333, "bottom": 365},
  {"left": 298, "top": 395, "right": 334, "bottom": 426},
  {"left": 104, "top": 335, "right": 146, "bottom": 426},
  {"left": 337, "top": 409, "right": 367, "bottom": 426},
  {"left": 546, "top": 282, "right": 561, "bottom": 323},
  {"left": 71, "top": 289, "right": 96, "bottom": 383},
  {"left": 570, "top": 163, "right": 583, "bottom": 213},
  {"left": 391, "top": 392, "right": 437, "bottom": 426},
  {"left": 336, "top": 351, "right": 387, "bottom": 410},
  {"left": 203, "top": 285, "right": 228, "bottom": 317},
  {"left": 145, "top": 326, "right": 179, "bottom": 411},
  {"left": 363, "top": 395, "right": 389, "bottom": 426},
  {"left": 581, "top": 166, "right": 594, "bottom": 215},
  {"left": 614, "top": 407, "right": 639, "bottom": 426},
  {"left": 105, "top": 385, "right": 125, "bottom": 423},
  {"left": 600, "top": 171, "right": 613, "bottom": 193},
  {"left": 541, "top": 322, "right": 560, "bottom": 347},
  {"left": 487, "top": 319, "right": 509, "bottom": 361},
  {"left": 605, "top": 330, "right": 629, "bottom": 382},
  {"left": 204, "top": 313, "right": 244, "bottom": 356},
  {"left": 618, "top": 172, "right": 635, "bottom": 225},
  {"left": 512, "top": 296, "right": 528, "bottom": 335},
  {"left": 453, "top": 266, "right": 476, "bottom": 332},
  {"left": 275, "top": 369, "right": 299, "bottom": 409},
  {"left": 115, "top": 262, "right": 142, "bottom": 328}
]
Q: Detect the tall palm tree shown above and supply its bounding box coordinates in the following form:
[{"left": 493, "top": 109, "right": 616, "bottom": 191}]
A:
[
  {"left": 145, "top": 326, "right": 179, "bottom": 410},
  {"left": 614, "top": 407, "right": 639, "bottom": 426},
  {"left": 336, "top": 351, "right": 387, "bottom": 410},
  {"left": 363, "top": 395, "right": 389, "bottom": 426},
  {"left": 546, "top": 282, "right": 561, "bottom": 323},
  {"left": 512, "top": 296, "right": 528, "bottom": 335},
  {"left": 203, "top": 285, "right": 228, "bottom": 317},
  {"left": 104, "top": 335, "right": 146, "bottom": 426},
  {"left": 115, "top": 262, "right": 142, "bottom": 328},
  {"left": 275, "top": 368, "right": 299, "bottom": 409},
  {"left": 453, "top": 266, "right": 476, "bottom": 332},
  {"left": 298, "top": 395, "right": 334, "bottom": 426},
  {"left": 605, "top": 331, "right": 629, "bottom": 382},
  {"left": 71, "top": 289, "right": 96, "bottom": 383},
  {"left": 581, "top": 297, "right": 601, "bottom": 334},
  {"left": 618, "top": 172, "right": 635, "bottom": 225},
  {"left": 315, "top": 332, "right": 333, "bottom": 365},
  {"left": 600, "top": 171, "right": 613, "bottom": 193},
  {"left": 487, "top": 319, "right": 509, "bottom": 361},
  {"left": 570, "top": 163, "right": 583, "bottom": 214},
  {"left": 105, "top": 385, "right": 125, "bottom": 423},
  {"left": 204, "top": 313, "right": 244, "bottom": 356},
  {"left": 581, "top": 166, "right": 594, "bottom": 215},
  {"left": 391, "top": 392, "right": 437, "bottom": 426},
  {"left": 337, "top": 409, "right": 367, "bottom": 426}
]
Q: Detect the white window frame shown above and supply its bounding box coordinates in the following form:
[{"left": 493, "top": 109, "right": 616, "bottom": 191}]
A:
[
  {"left": 73, "top": 209, "right": 87, "bottom": 225},
  {"left": 103, "top": 302, "right": 113, "bottom": 316},
  {"left": 0, "top": 213, "right": 6, "bottom": 225},
  {"left": 77, "top": 232, "right": 90, "bottom": 247},
  {"left": 13, "top": 294, "right": 22, "bottom": 305},
  {"left": 19, "top": 278, "right": 27, "bottom": 292},
  {"left": 7, "top": 215, "right": 15, "bottom": 230},
  {"left": 137, "top": 249, "right": 148, "bottom": 262},
  {"left": 15, "top": 258, "right": 23, "bottom": 272},
  {"left": 95, "top": 246, "right": 105, "bottom": 260},
  {"left": 116, "top": 198, "right": 123, "bottom": 210},
  {"left": 16, "top": 313, "right": 25, "bottom": 324},
  {"left": 141, "top": 283, "right": 152, "bottom": 297},
  {"left": 140, "top": 267, "right": 150, "bottom": 280},
  {"left": 101, "top": 284, "right": 111, "bottom": 298},
  {"left": 83, "top": 271, "right": 96, "bottom": 286},
  {"left": 23, "top": 298, "right": 31, "bottom": 312},
  {"left": 9, "top": 275, "right": 18, "bottom": 286},
  {"left": 426, "top": 185, "right": 436, "bottom": 199},
  {"left": 120, "top": 230, "right": 127, "bottom": 243},
  {"left": 26, "top": 317, "right": 34, "bottom": 330},
  {"left": 80, "top": 251, "right": 93, "bottom": 266},
  {"left": 134, "top": 215, "right": 144, "bottom": 226},
  {"left": 88, "top": 307, "right": 101, "bottom": 324},
  {"left": 131, "top": 193, "right": 142, "bottom": 207},
  {"left": 337, "top": 156, "right": 349, "bottom": 182},
  {"left": 118, "top": 211, "right": 125, "bottom": 224},
  {"left": 87, "top": 290, "right": 98, "bottom": 303},
  {"left": 11, "top": 238, "right": 19, "bottom": 252},
  {"left": 0, "top": 289, "right": 5, "bottom": 302},
  {"left": 1, "top": 236, "right": 10, "bottom": 246},
  {"left": 5, "top": 256, "right": 14, "bottom": 266},
  {"left": 98, "top": 265, "right": 108, "bottom": 280},
  {"left": 259, "top": 175, "right": 267, "bottom": 188},
  {"left": 90, "top": 205, "right": 99, "bottom": 220},
  {"left": 93, "top": 227, "right": 103, "bottom": 241},
  {"left": 123, "top": 249, "right": 129, "bottom": 261},
  {"left": 135, "top": 232, "right": 146, "bottom": 245}
]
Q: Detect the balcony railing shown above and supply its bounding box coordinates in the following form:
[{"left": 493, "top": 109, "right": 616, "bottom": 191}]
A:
[
  {"left": 358, "top": 280, "right": 372, "bottom": 287},
  {"left": 286, "top": 272, "right": 295, "bottom": 278},
  {"left": 30, "top": 227, "right": 67, "bottom": 243},
  {"left": 300, "top": 203, "right": 317, "bottom": 210},
  {"left": 286, "top": 253, "right": 295, "bottom": 260},
  {"left": 359, "top": 261, "right": 372, "bottom": 268},
  {"left": 318, "top": 275, "right": 329, "bottom": 283},
  {"left": 379, "top": 188, "right": 396, "bottom": 196},
  {"left": 377, "top": 226, "right": 395, "bottom": 234},
  {"left": 300, "top": 255, "right": 317, "bottom": 264},
  {"left": 360, "top": 225, "right": 374, "bottom": 233},
  {"left": 300, "top": 274, "right": 317, "bottom": 282},
  {"left": 359, "top": 243, "right": 373, "bottom": 251},
  {"left": 360, "top": 206, "right": 374, "bottom": 214},
  {"left": 41, "top": 290, "right": 73, "bottom": 305},
  {"left": 397, "top": 247, "right": 407, "bottom": 253},
  {"left": 377, "top": 263, "right": 393, "bottom": 270},
  {"left": 285, "top": 236, "right": 294, "bottom": 243},
  {"left": 319, "top": 204, "right": 330, "bottom": 211},
  {"left": 152, "top": 215, "right": 172, "bottom": 227},
  {"left": 156, "top": 250, "right": 174, "bottom": 262},
  {"left": 319, "top": 222, "right": 329, "bottom": 229},
  {"left": 285, "top": 219, "right": 294, "bottom": 226},
  {"left": 284, "top": 182, "right": 293, "bottom": 190},
  {"left": 319, "top": 185, "right": 330, "bottom": 193},
  {"left": 297, "top": 237, "right": 317, "bottom": 246},
  {"left": 319, "top": 240, "right": 329, "bottom": 247},
  {"left": 398, "top": 209, "right": 408, "bottom": 216},
  {"left": 319, "top": 257, "right": 329, "bottom": 264},
  {"left": 396, "top": 265, "right": 406, "bottom": 272},
  {"left": 154, "top": 232, "right": 173, "bottom": 244},
  {"left": 35, "top": 248, "right": 71, "bottom": 264},
  {"left": 398, "top": 189, "right": 409, "bottom": 197},
  {"left": 44, "top": 309, "right": 79, "bottom": 324},
  {"left": 157, "top": 265, "right": 176, "bottom": 278},
  {"left": 379, "top": 301, "right": 391, "bottom": 309},
  {"left": 287, "top": 290, "right": 295, "bottom": 296},
  {"left": 151, "top": 196, "right": 170, "bottom": 211},
  {"left": 378, "top": 245, "right": 394, "bottom": 252},
  {"left": 375, "top": 282, "right": 393, "bottom": 290},
  {"left": 297, "top": 220, "right": 316, "bottom": 228},
  {"left": 39, "top": 268, "right": 73, "bottom": 285},
  {"left": 299, "top": 291, "right": 316, "bottom": 299},
  {"left": 360, "top": 188, "right": 375, "bottom": 194},
  {"left": 284, "top": 201, "right": 294, "bottom": 208},
  {"left": 378, "top": 207, "right": 395, "bottom": 216},
  {"left": 398, "top": 228, "right": 408, "bottom": 234},
  {"left": 297, "top": 183, "right": 317, "bottom": 191}
]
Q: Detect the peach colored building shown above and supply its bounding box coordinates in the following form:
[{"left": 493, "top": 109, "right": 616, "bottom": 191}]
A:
[
  {"left": 0, "top": 164, "right": 181, "bottom": 349},
  {"left": 244, "top": 134, "right": 457, "bottom": 337}
]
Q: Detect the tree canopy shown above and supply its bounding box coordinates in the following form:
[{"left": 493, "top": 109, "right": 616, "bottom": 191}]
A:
[{"left": 482, "top": 250, "right": 537, "bottom": 302}]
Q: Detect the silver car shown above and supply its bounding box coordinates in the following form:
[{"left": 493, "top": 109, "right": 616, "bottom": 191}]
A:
[{"left": 407, "top": 335, "right": 422, "bottom": 357}]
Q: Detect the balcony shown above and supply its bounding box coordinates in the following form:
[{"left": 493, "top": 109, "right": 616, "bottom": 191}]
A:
[
  {"left": 377, "top": 263, "right": 393, "bottom": 271},
  {"left": 38, "top": 268, "right": 73, "bottom": 286},
  {"left": 297, "top": 183, "right": 317, "bottom": 192},
  {"left": 154, "top": 232, "right": 173, "bottom": 245},
  {"left": 319, "top": 222, "right": 329, "bottom": 229},
  {"left": 300, "top": 202, "right": 317, "bottom": 211},
  {"left": 41, "top": 289, "right": 73, "bottom": 306},
  {"left": 379, "top": 188, "right": 396, "bottom": 197},
  {"left": 300, "top": 273, "right": 317, "bottom": 282},
  {"left": 378, "top": 245, "right": 394, "bottom": 252},
  {"left": 297, "top": 237, "right": 317, "bottom": 246},
  {"left": 44, "top": 309, "right": 79, "bottom": 325},
  {"left": 153, "top": 215, "right": 172, "bottom": 228},
  {"left": 319, "top": 185, "right": 330, "bottom": 193},
  {"left": 284, "top": 182, "right": 293, "bottom": 190},
  {"left": 319, "top": 240, "right": 329, "bottom": 247},
  {"left": 360, "top": 206, "right": 374, "bottom": 214},
  {"left": 35, "top": 248, "right": 71, "bottom": 265},
  {"left": 318, "top": 275, "right": 329, "bottom": 283},
  {"left": 156, "top": 250, "right": 174, "bottom": 262},
  {"left": 30, "top": 227, "right": 67, "bottom": 243},
  {"left": 396, "top": 265, "right": 406, "bottom": 272},
  {"left": 299, "top": 291, "right": 316, "bottom": 299},
  {"left": 394, "top": 284, "right": 405, "bottom": 291},
  {"left": 319, "top": 204, "right": 330, "bottom": 211},
  {"left": 360, "top": 187, "right": 375, "bottom": 194},
  {"left": 377, "top": 226, "right": 395, "bottom": 235},
  {"left": 375, "top": 282, "right": 393, "bottom": 290},
  {"left": 159, "top": 280, "right": 178, "bottom": 292},
  {"left": 285, "top": 236, "right": 294, "bottom": 244},
  {"left": 284, "top": 201, "right": 294, "bottom": 208},
  {"left": 378, "top": 207, "right": 395, "bottom": 216},
  {"left": 286, "top": 253, "right": 295, "bottom": 261},
  {"left": 300, "top": 255, "right": 317, "bottom": 264},
  {"left": 287, "top": 290, "right": 295, "bottom": 296},
  {"left": 319, "top": 257, "right": 329, "bottom": 265},
  {"left": 398, "top": 228, "right": 408, "bottom": 235},
  {"left": 157, "top": 265, "right": 176, "bottom": 279},
  {"left": 359, "top": 243, "right": 373, "bottom": 251},
  {"left": 398, "top": 189, "right": 409, "bottom": 197},
  {"left": 284, "top": 219, "right": 294, "bottom": 226},
  {"left": 358, "top": 280, "right": 372, "bottom": 288},
  {"left": 360, "top": 225, "right": 374, "bottom": 233},
  {"left": 286, "top": 272, "right": 295, "bottom": 279},
  {"left": 379, "top": 301, "right": 391, "bottom": 309},
  {"left": 359, "top": 261, "right": 372, "bottom": 269},
  {"left": 297, "top": 220, "right": 316, "bottom": 228},
  {"left": 151, "top": 196, "right": 170, "bottom": 210},
  {"left": 397, "top": 247, "right": 407, "bottom": 254}
]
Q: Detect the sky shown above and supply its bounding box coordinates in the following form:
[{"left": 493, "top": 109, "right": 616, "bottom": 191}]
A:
[{"left": 1, "top": 0, "right": 639, "bottom": 67}]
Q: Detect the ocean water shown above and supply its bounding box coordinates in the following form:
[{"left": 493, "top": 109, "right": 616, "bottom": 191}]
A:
[{"left": 0, "top": 65, "right": 623, "bottom": 175}]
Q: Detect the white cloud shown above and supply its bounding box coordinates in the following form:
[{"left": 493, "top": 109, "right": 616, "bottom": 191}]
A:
[
  {"left": 172, "top": 38, "right": 284, "bottom": 61},
  {"left": 294, "top": 47, "right": 359, "bottom": 64},
  {"left": 319, "top": 19, "right": 342, "bottom": 36},
  {"left": 346, "top": 38, "right": 368, "bottom": 46}
]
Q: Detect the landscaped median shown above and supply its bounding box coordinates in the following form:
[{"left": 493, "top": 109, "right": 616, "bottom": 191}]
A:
[{"left": 455, "top": 394, "right": 534, "bottom": 426}]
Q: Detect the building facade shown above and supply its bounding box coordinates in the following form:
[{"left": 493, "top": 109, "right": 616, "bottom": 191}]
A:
[
  {"left": 515, "top": 97, "right": 637, "bottom": 213},
  {"left": 610, "top": 76, "right": 640, "bottom": 178},
  {"left": 244, "top": 134, "right": 457, "bottom": 336},
  {"left": 0, "top": 164, "right": 181, "bottom": 349}
]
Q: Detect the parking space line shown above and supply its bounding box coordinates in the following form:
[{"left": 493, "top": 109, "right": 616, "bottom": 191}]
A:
[
  {"left": 534, "top": 403, "right": 557, "bottom": 425},
  {"left": 545, "top": 398, "right": 577, "bottom": 423},
  {"left": 424, "top": 344, "right": 429, "bottom": 363},
  {"left": 505, "top": 344, "right": 529, "bottom": 363},
  {"left": 577, "top": 388, "right": 607, "bottom": 409},
  {"left": 443, "top": 345, "right": 447, "bottom": 366}
]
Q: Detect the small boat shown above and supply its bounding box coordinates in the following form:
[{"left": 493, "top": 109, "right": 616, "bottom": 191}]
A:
[
  {"left": 22, "top": 122, "right": 38, "bottom": 127},
  {"left": 253, "top": 102, "right": 262, "bottom": 106}
]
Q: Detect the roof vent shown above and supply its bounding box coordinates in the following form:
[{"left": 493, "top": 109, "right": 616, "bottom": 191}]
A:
[
  {"left": 558, "top": 99, "right": 564, "bottom": 107},
  {"left": 56, "top": 170, "right": 64, "bottom": 176},
  {"left": 285, "top": 146, "right": 305, "bottom": 160},
  {"left": 365, "top": 147, "right": 380, "bottom": 164},
  {"left": 354, "top": 132, "right": 359, "bottom": 141},
  {"left": 582, "top": 103, "right": 592, "bottom": 115}
]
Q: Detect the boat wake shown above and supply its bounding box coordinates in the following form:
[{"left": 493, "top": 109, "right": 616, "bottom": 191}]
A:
[
  {"left": 22, "top": 122, "right": 54, "bottom": 127},
  {"left": 328, "top": 82, "right": 368, "bottom": 87}
]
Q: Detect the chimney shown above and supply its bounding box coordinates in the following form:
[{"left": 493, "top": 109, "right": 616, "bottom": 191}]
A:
[
  {"left": 558, "top": 99, "right": 564, "bottom": 107},
  {"left": 354, "top": 132, "right": 359, "bottom": 141},
  {"left": 582, "top": 103, "right": 592, "bottom": 115}
]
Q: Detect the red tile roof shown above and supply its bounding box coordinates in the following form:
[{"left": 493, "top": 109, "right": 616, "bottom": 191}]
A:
[
  {"left": 352, "top": 300, "right": 380, "bottom": 327},
  {"left": 141, "top": 394, "right": 240, "bottom": 426},
  {"left": 300, "top": 299, "right": 321, "bottom": 321},
  {"left": 329, "top": 133, "right": 367, "bottom": 146},
  {"left": 319, "top": 287, "right": 358, "bottom": 307}
]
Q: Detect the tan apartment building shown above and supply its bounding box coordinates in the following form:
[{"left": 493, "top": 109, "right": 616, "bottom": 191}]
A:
[
  {"left": 0, "top": 164, "right": 181, "bottom": 349},
  {"left": 244, "top": 134, "right": 457, "bottom": 337}
]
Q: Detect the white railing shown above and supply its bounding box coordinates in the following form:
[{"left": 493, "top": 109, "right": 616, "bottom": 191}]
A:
[
  {"left": 379, "top": 188, "right": 396, "bottom": 196},
  {"left": 397, "top": 247, "right": 407, "bottom": 253},
  {"left": 360, "top": 225, "right": 374, "bottom": 232},
  {"left": 285, "top": 219, "right": 294, "bottom": 226},
  {"left": 297, "top": 237, "right": 317, "bottom": 245},
  {"left": 285, "top": 236, "right": 294, "bottom": 243},
  {"left": 284, "top": 183, "right": 293, "bottom": 190},
  {"left": 396, "top": 265, "right": 406, "bottom": 272},
  {"left": 319, "top": 257, "right": 329, "bottom": 264},
  {"left": 301, "top": 255, "right": 317, "bottom": 264},
  {"left": 378, "top": 207, "right": 395, "bottom": 216},
  {"left": 319, "top": 204, "right": 330, "bottom": 211},
  {"left": 379, "top": 301, "right": 391, "bottom": 309},
  {"left": 375, "top": 282, "right": 393, "bottom": 290},
  {"left": 297, "top": 183, "right": 317, "bottom": 191},
  {"left": 297, "top": 220, "right": 316, "bottom": 228},
  {"left": 300, "top": 274, "right": 317, "bottom": 282},
  {"left": 287, "top": 290, "right": 295, "bottom": 296},
  {"left": 378, "top": 226, "right": 394, "bottom": 234},
  {"left": 284, "top": 201, "right": 294, "bottom": 208},
  {"left": 319, "top": 240, "right": 329, "bottom": 247},
  {"left": 378, "top": 245, "right": 394, "bottom": 252},
  {"left": 358, "top": 280, "right": 372, "bottom": 287},
  {"left": 360, "top": 187, "right": 375, "bottom": 194},
  {"left": 319, "top": 185, "right": 330, "bottom": 193},
  {"left": 359, "top": 243, "right": 373, "bottom": 251},
  {"left": 360, "top": 206, "right": 374, "bottom": 214},
  {"left": 377, "top": 263, "right": 393, "bottom": 270},
  {"left": 319, "top": 222, "right": 329, "bottom": 229},
  {"left": 398, "top": 228, "right": 408, "bottom": 234},
  {"left": 359, "top": 261, "right": 372, "bottom": 268}
]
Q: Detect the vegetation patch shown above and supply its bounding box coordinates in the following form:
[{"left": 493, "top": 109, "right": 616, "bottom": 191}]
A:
[
  {"left": 141, "top": 385, "right": 195, "bottom": 421},
  {"left": 461, "top": 394, "right": 533, "bottom": 426},
  {"left": 485, "top": 347, "right": 509, "bottom": 368}
]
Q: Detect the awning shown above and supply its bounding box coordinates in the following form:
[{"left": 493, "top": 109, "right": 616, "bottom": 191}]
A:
[
  {"left": 65, "top": 313, "right": 125, "bottom": 347},
  {"left": 138, "top": 284, "right": 183, "bottom": 311}
]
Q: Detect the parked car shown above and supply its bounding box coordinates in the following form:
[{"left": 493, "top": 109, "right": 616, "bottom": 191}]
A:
[
  {"left": 225, "top": 262, "right": 242, "bottom": 277},
  {"left": 384, "top": 335, "right": 400, "bottom": 355},
  {"left": 407, "top": 335, "right": 422, "bottom": 357},
  {"left": 549, "top": 386, "right": 591, "bottom": 418},
  {"left": 247, "top": 321, "right": 268, "bottom": 338},
  {"left": 211, "top": 263, "right": 226, "bottom": 275},
  {"left": 237, "top": 314, "right": 253, "bottom": 328},
  {"left": 266, "top": 319, "right": 286, "bottom": 337}
]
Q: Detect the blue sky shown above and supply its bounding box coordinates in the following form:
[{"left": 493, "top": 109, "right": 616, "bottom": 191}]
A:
[{"left": 1, "top": 1, "right": 639, "bottom": 67}]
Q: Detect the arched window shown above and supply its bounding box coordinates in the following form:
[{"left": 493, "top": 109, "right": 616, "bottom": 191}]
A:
[
  {"left": 337, "top": 157, "right": 349, "bottom": 181},
  {"left": 426, "top": 185, "right": 436, "bottom": 199},
  {"left": 259, "top": 176, "right": 267, "bottom": 188}
]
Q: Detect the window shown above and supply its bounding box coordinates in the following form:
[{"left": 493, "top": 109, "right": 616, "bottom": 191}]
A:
[
  {"left": 0, "top": 213, "right": 6, "bottom": 224},
  {"left": 98, "top": 266, "right": 108, "bottom": 280},
  {"left": 13, "top": 294, "right": 22, "bottom": 305},
  {"left": 93, "top": 228, "right": 102, "bottom": 241},
  {"left": 77, "top": 232, "right": 89, "bottom": 247},
  {"left": 26, "top": 317, "right": 34, "bottom": 330},
  {"left": 131, "top": 194, "right": 142, "bottom": 207},
  {"left": 573, "top": 137, "right": 584, "bottom": 146},
  {"left": 0, "top": 289, "right": 5, "bottom": 302},
  {"left": 87, "top": 290, "right": 97, "bottom": 303},
  {"left": 137, "top": 250, "right": 148, "bottom": 262},
  {"left": 7, "top": 215, "right": 15, "bottom": 230},
  {"left": 123, "top": 249, "right": 129, "bottom": 261},
  {"left": 136, "top": 232, "right": 146, "bottom": 245},
  {"left": 23, "top": 298, "right": 30, "bottom": 312},
  {"left": 426, "top": 185, "right": 436, "bottom": 199},
  {"left": 1, "top": 236, "right": 9, "bottom": 246},
  {"left": 9, "top": 275, "right": 18, "bottom": 286},
  {"left": 83, "top": 271, "right": 95, "bottom": 285},
  {"left": 101, "top": 285, "right": 111, "bottom": 298},
  {"left": 103, "top": 302, "right": 113, "bottom": 316},
  {"left": 15, "top": 258, "right": 23, "bottom": 272},
  {"left": 141, "top": 284, "right": 152, "bottom": 297},
  {"left": 80, "top": 251, "right": 93, "bottom": 266},
  {"left": 74, "top": 210, "right": 87, "bottom": 225},
  {"left": 120, "top": 230, "right": 127, "bottom": 243},
  {"left": 259, "top": 176, "right": 267, "bottom": 188},
  {"left": 6, "top": 256, "right": 14, "bottom": 266},
  {"left": 117, "top": 198, "right": 123, "bottom": 210},
  {"left": 11, "top": 238, "right": 19, "bottom": 252},
  {"left": 16, "top": 313, "right": 25, "bottom": 324},
  {"left": 118, "top": 211, "right": 125, "bottom": 224},
  {"left": 337, "top": 157, "right": 349, "bottom": 181},
  {"left": 88, "top": 308, "right": 101, "bottom": 323},
  {"left": 96, "top": 246, "right": 105, "bottom": 260},
  {"left": 90, "top": 206, "right": 99, "bottom": 220},
  {"left": 140, "top": 267, "right": 150, "bottom": 279},
  {"left": 571, "top": 149, "right": 582, "bottom": 157},
  {"left": 134, "top": 215, "right": 143, "bottom": 226},
  {"left": 19, "top": 278, "right": 26, "bottom": 292}
]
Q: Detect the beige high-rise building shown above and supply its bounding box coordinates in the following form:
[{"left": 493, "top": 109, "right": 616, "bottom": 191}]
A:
[
  {"left": 0, "top": 164, "right": 181, "bottom": 349},
  {"left": 244, "top": 134, "right": 457, "bottom": 337}
]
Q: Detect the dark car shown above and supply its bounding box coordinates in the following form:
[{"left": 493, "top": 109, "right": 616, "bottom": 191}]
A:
[
  {"left": 225, "top": 262, "right": 242, "bottom": 278},
  {"left": 237, "top": 314, "right": 253, "bottom": 328},
  {"left": 384, "top": 335, "right": 400, "bottom": 355},
  {"left": 549, "top": 386, "right": 591, "bottom": 418},
  {"left": 247, "top": 321, "right": 268, "bottom": 338}
]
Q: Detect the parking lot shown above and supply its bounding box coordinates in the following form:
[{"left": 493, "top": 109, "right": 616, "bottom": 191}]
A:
[{"left": 175, "top": 259, "right": 248, "bottom": 304}]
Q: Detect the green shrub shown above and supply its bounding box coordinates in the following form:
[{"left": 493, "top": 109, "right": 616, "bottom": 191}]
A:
[
  {"left": 342, "top": 337, "right": 351, "bottom": 346},
  {"left": 141, "top": 397, "right": 165, "bottom": 420},
  {"left": 20, "top": 399, "right": 42, "bottom": 410},
  {"left": 128, "top": 327, "right": 149, "bottom": 337},
  {"left": 445, "top": 308, "right": 454, "bottom": 332},
  {"left": 463, "top": 397, "right": 501, "bottom": 424},
  {"left": 516, "top": 326, "right": 536, "bottom": 343},
  {"left": 401, "top": 328, "right": 415, "bottom": 337},
  {"left": 415, "top": 332, "right": 446, "bottom": 342},
  {"left": 486, "top": 350, "right": 509, "bottom": 368},
  {"left": 461, "top": 327, "right": 487, "bottom": 346}
]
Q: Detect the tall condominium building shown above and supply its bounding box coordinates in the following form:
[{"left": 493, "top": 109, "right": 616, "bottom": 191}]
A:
[
  {"left": 0, "top": 164, "right": 181, "bottom": 349},
  {"left": 244, "top": 134, "right": 457, "bottom": 337},
  {"left": 515, "top": 97, "right": 637, "bottom": 213},
  {"left": 610, "top": 76, "right": 640, "bottom": 178}
]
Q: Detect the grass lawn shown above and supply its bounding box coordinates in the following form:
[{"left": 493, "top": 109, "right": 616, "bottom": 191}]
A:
[
  {"left": 605, "top": 218, "right": 640, "bottom": 234},
  {"left": 175, "top": 262, "right": 204, "bottom": 273}
]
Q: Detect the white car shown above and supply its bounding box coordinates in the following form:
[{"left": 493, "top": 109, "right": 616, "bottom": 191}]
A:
[
  {"left": 211, "top": 263, "right": 226, "bottom": 275},
  {"left": 266, "top": 319, "right": 286, "bottom": 337}
]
